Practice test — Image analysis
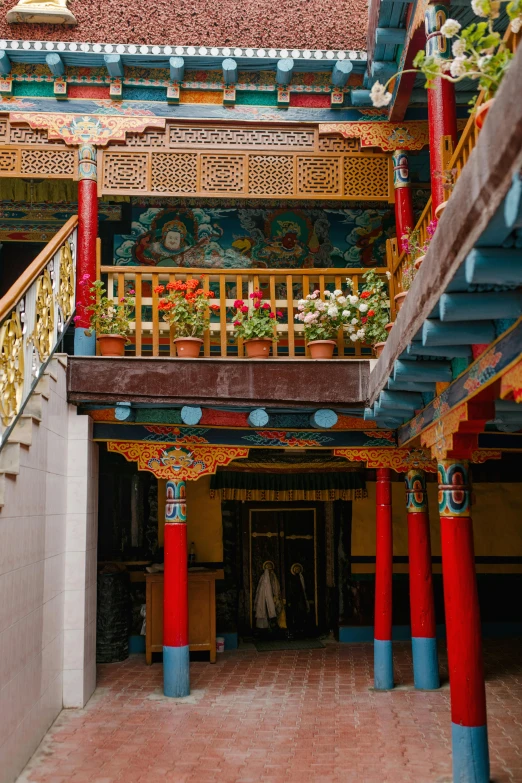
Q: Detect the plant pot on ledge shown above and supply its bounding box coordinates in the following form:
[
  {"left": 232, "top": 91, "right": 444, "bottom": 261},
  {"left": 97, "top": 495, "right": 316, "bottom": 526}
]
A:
[
  {"left": 414, "top": 254, "right": 425, "bottom": 271},
  {"left": 244, "top": 337, "right": 272, "bottom": 358},
  {"left": 97, "top": 334, "right": 126, "bottom": 357},
  {"left": 173, "top": 337, "right": 203, "bottom": 358},
  {"left": 307, "top": 339, "right": 336, "bottom": 360},
  {"left": 475, "top": 98, "right": 495, "bottom": 130},
  {"left": 374, "top": 342, "right": 386, "bottom": 358},
  {"left": 434, "top": 201, "right": 448, "bottom": 220},
  {"left": 394, "top": 291, "right": 408, "bottom": 313},
  {"left": 384, "top": 322, "right": 394, "bottom": 335}
]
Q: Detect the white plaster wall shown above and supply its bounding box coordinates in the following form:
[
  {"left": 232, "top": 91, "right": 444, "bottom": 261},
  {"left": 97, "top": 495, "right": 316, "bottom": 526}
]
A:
[{"left": 0, "top": 356, "right": 98, "bottom": 783}]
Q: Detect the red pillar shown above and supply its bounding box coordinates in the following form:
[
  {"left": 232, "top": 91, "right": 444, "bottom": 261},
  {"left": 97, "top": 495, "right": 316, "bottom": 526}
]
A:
[
  {"left": 74, "top": 143, "right": 98, "bottom": 355},
  {"left": 405, "top": 469, "right": 439, "bottom": 689},
  {"left": 163, "top": 478, "right": 190, "bottom": 696},
  {"left": 392, "top": 150, "right": 415, "bottom": 241},
  {"left": 425, "top": 2, "right": 458, "bottom": 213},
  {"left": 438, "top": 459, "right": 489, "bottom": 782},
  {"left": 374, "top": 467, "right": 393, "bottom": 689}
]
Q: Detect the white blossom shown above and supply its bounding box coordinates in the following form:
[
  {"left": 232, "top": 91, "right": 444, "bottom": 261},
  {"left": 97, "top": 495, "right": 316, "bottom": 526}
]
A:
[
  {"left": 511, "top": 16, "right": 522, "bottom": 33},
  {"left": 357, "top": 329, "right": 366, "bottom": 339},
  {"left": 348, "top": 294, "right": 359, "bottom": 305},
  {"left": 351, "top": 317, "right": 358, "bottom": 325},
  {"left": 450, "top": 57, "right": 468, "bottom": 78},
  {"left": 333, "top": 289, "right": 343, "bottom": 296},
  {"left": 324, "top": 290, "right": 332, "bottom": 298},
  {"left": 441, "top": 18, "right": 461, "bottom": 37},
  {"left": 327, "top": 306, "right": 339, "bottom": 317},
  {"left": 337, "top": 295, "right": 347, "bottom": 304},
  {"left": 298, "top": 299, "right": 306, "bottom": 306},
  {"left": 359, "top": 303, "right": 369, "bottom": 313},
  {"left": 350, "top": 333, "right": 359, "bottom": 342},
  {"left": 342, "top": 310, "right": 351, "bottom": 318},
  {"left": 370, "top": 80, "right": 393, "bottom": 108},
  {"left": 452, "top": 38, "right": 466, "bottom": 57},
  {"left": 471, "top": 0, "right": 490, "bottom": 17},
  {"left": 477, "top": 55, "right": 492, "bottom": 70},
  {"left": 385, "top": 270, "right": 392, "bottom": 280}
]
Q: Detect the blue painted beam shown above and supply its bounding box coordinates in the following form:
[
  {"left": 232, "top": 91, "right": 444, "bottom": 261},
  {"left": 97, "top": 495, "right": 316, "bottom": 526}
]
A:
[
  {"left": 407, "top": 342, "right": 472, "bottom": 359},
  {"left": 422, "top": 319, "right": 495, "bottom": 346},
  {"left": 350, "top": 90, "right": 373, "bottom": 106},
  {"left": 476, "top": 176, "right": 522, "bottom": 247},
  {"left": 370, "top": 61, "right": 396, "bottom": 82},
  {"left": 45, "top": 53, "right": 65, "bottom": 77},
  {"left": 248, "top": 408, "right": 269, "bottom": 427},
  {"left": 331, "top": 59, "right": 353, "bottom": 87},
  {"left": 222, "top": 58, "right": 238, "bottom": 85},
  {"left": 504, "top": 173, "right": 522, "bottom": 230},
  {"left": 169, "top": 56, "right": 185, "bottom": 82},
  {"left": 180, "top": 406, "right": 202, "bottom": 425},
  {"left": 440, "top": 291, "right": 522, "bottom": 321},
  {"left": 310, "top": 409, "right": 338, "bottom": 429},
  {"left": 375, "top": 27, "right": 406, "bottom": 45},
  {"left": 465, "top": 249, "right": 522, "bottom": 287},
  {"left": 0, "top": 50, "right": 11, "bottom": 75},
  {"left": 394, "top": 360, "right": 452, "bottom": 383},
  {"left": 276, "top": 57, "right": 294, "bottom": 85},
  {"left": 496, "top": 400, "right": 522, "bottom": 413},
  {"left": 387, "top": 378, "right": 436, "bottom": 393},
  {"left": 104, "top": 54, "right": 124, "bottom": 78},
  {"left": 379, "top": 390, "right": 424, "bottom": 411}
]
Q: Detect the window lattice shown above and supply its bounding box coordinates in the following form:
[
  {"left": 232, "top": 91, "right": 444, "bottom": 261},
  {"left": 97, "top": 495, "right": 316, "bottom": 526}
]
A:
[
  {"left": 248, "top": 154, "right": 294, "bottom": 196},
  {"left": 10, "top": 126, "right": 54, "bottom": 145},
  {"left": 20, "top": 148, "right": 75, "bottom": 175},
  {"left": 151, "top": 152, "right": 198, "bottom": 193},
  {"left": 344, "top": 156, "right": 389, "bottom": 199},
  {"left": 0, "top": 119, "right": 8, "bottom": 144},
  {"left": 102, "top": 152, "right": 148, "bottom": 191},
  {"left": 318, "top": 135, "right": 360, "bottom": 152},
  {"left": 0, "top": 149, "right": 18, "bottom": 172},
  {"left": 297, "top": 157, "right": 341, "bottom": 195},
  {"left": 124, "top": 130, "right": 167, "bottom": 148},
  {"left": 169, "top": 125, "right": 316, "bottom": 149},
  {"left": 200, "top": 154, "right": 245, "bottom": 193}
]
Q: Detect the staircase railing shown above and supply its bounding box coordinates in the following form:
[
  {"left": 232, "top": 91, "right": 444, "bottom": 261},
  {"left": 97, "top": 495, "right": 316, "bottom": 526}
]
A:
[{"left": 0, "top": 216, "right": 78, "bottom": 446}]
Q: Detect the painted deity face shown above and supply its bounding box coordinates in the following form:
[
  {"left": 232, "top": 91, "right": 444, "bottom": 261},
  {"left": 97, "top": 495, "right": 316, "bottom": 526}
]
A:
[
  {"left": 163, "top": 229, "right": 183, "bottom": 251},
  {"left": 282, "top": 231, "right": 298, "bottom": 250},
  {"left": 161, "top": 449, "right": 194, "bottom": 469}
]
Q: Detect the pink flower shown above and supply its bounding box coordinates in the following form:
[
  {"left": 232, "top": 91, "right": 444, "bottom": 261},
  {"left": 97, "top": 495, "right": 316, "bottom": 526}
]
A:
[
  {"left": 268, "top": 312, "right": 275, "bottom": 319},
  {"left": 240, "top": 306, "right": 248, "bottom": 314},
  {"left": 253, "top": 301, "right": 261, "bottom": 309},
  {"left": 233, "top": 320, "right": 241, "bottom": 326},
  {"left": 276, "top": 310, "right": 283, "bottom": 318},
  {"left": 120, "top": 297, "right": 126, "bottom": 303},
  {"left": 262, "top": 302, "right": 270, "bottom": 310},
  {"left": 234, "top": 299, "right": 244, "bottom": 308},
  {"left": 128, "top": 289, "right": 135, "bottom": 295}
]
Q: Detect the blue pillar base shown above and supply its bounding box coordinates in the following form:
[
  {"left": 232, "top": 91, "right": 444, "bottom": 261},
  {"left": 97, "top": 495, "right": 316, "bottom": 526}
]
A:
[
  {"left": 374, "top": 639, "right": 394, "bottom": 690},
  {"left": 412, "top": 636, "right": 440, "bottom": 690},
  {"left": 163, "top": 645, "right": 190, "bottom": 697},
  {"left": 451, "top": 723, "right": 489, "bottom": 783},
  {"left": 74, "top": 327, "right": 96, "bottom": 356}
]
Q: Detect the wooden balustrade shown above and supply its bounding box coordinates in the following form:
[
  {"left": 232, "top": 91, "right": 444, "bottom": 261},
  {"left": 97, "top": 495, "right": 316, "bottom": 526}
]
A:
[{"left": 100, "top": 265, "right": 388, "bottom": 359}]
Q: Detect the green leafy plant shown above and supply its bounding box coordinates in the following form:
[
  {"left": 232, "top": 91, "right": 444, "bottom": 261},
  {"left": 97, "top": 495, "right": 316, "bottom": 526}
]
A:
[
  {"left": 154, "top": 277, "right": 219, "bottom": 338},
  {"left": 295, "top": 286, "right": 366, "bottom": 344},
  {"left": 79, "top": 276, "right": 134, "bottom": 339},
  {"left": 357, "top": 270, "right": 391, "bottom": 346},
  {"left": 232, "top": 290, "right": 282, "bottom": 341}
]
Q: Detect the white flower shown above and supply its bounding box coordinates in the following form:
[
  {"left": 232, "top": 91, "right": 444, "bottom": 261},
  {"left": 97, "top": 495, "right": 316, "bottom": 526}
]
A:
[
  {"left": 297, "top": 303, "right": 305, "bottom": 311},
  {"left": 450, "top": 56, "right": 467, "bottom": 78},
  {"left": 441, "top": 18, "right": 461, "bottom": 37},
  {"left": 477, "top": 55, "right": 492, "bottom": 70},
  {"left": 324, "top": 290, "right": 332, "bottom": 298},
  {"left": 342, "top": 310, "right": 350, "bottom": 318},
  {"left": 315, "top": 300, "right": 326, "bottom": 311},
  {"left": 359, "top": 303, "right": 368, "bottom": 313},
  {"left": 327, "top": 306, "right": 339, "bottom": 317},
  {"left": 351, "top": 317, "right": 358, "bottom": 325},
  {"left": 333, "top": 289, "right": 342, "bottom": 296},
  {"left": 311, "top": 290, "right": 319, "bottom": 299},
  {"left": 452, "top": 38, "right": 466, "bottom": 57},
  {"left": 511, "top": 16, "right": 522, "bottom": 33},
  {"left": 298, "top": 299, "right": 306, "bottom": 306},
  {"left": 471, "top": 0, "right": 490, "bottom": 17},
  {"left": 348, "top": 294, "right": 359, "bottom": 305},
  {"left": 304, "top": 312, "right": 315, "bottom": 323},
  {"left": 347, "top": 325, "right": 355, "bottom": 334},
  {"left": 385, "top": 270, "right": 392, "bottom": 280},
  {"left": 337, "top": 295, "right": 347, "bottom": 304},
  {"left": 350, "top": 333, "right": 359, "bottom": 342},
  {"left": 306, "top": 294, "right": 312, "bottom": 300},
  {"left": 369, "top": 80, "right": 393, "bottom": 108},
  {"left": 357, "top": 329, "right": 366, "bottom": 339}
]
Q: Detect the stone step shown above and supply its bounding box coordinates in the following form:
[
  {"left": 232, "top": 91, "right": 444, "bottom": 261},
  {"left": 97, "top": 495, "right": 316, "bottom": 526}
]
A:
[
  {"left": 8, "top": 414, "right": 36, "bottom": 446},
  {"left": 0, "top": 442, "right": 20, "bottom": 476},
  {"left": 24, "top": 393, "right": 43, "bottom": 421}
]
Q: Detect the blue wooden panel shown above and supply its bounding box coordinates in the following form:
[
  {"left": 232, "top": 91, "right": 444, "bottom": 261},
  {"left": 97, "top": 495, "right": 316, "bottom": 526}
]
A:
[
  {"left": 465, "top": 249, "right": 522, "bottom": 286},
  {"left": 375, "top": 28, "right": 406, "bottom": 44},
  {"left": 387, "top": 378, "right": 436, "bottom": 393},
  {"left": 222, "top": 58, "right": 238, "bottom": 84},
  {"left": 407, "top": 343, "right": 472, "bottom": 358},
  {"left": 440, "top": 291, "right": 522, "bottom": 321},
  {"left": 394, "top": 359, "right": 452, "bottom": 382},
  {"left": 422, "top": 319, "right": 496, "bottom": 346},
  {"left": 331, "top": 59, "right": 353, "bottom": 87},
  {"left": 504, "top": 173, "right": 522, "bottom": 230},
  {"left": 379, "top": 390, "right": 423, "bottom": 411}
]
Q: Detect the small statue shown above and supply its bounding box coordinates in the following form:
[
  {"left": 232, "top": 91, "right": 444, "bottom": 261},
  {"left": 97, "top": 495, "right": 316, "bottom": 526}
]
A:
[{"left": 6, "top": 0, "right": 76, "bottom": 25}]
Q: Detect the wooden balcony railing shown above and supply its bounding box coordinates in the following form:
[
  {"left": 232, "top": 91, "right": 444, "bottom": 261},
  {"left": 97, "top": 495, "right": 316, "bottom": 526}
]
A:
[
  {"left": 390, "top": 27, "right": 520, "bottom": 305},
  {"left": 0, "top": 216, "right": 78, "bottom": 445},
  {"left": 100, "top": 266, "right": 388, "bottom": 359}
]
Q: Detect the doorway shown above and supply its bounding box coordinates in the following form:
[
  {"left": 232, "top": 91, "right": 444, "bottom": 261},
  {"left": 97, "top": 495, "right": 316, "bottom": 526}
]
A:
[{"left": 244, "top": 503, "right": 325, "bottom": 638}]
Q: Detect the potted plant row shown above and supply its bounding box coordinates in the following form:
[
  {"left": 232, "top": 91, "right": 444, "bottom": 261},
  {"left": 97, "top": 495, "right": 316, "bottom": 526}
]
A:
[
  {"left": 79, "top": 276, "right": 134, "bottom": 356},
  {"left": 154, "top": 277, "right": 219, "bottom": 357},
  {"left": 231, "top": 291, "right": 283, "bottom": 358}
]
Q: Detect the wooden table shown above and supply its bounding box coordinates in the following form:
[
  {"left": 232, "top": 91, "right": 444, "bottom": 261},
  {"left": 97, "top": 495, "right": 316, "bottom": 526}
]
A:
[{"left": 145, "top": 569, "right": 224, "bottom": 664}]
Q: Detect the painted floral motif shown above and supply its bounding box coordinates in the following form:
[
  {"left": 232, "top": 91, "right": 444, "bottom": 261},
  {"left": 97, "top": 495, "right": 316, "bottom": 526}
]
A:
[
  {"left": 143, "top": 425, "right": 209, "bottom": 443},
  {"left": 243, "top": 430, "right": 334, "bottom": 447},
  {"left": 463, "top": 350, "right": 502, "bottom": 394}
]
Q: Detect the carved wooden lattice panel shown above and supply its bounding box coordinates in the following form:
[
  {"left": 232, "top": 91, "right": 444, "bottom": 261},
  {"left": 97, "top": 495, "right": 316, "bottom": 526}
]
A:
[
  {"left": 124, "top": 130, "right": 167, "bottom": 148},
  {"left": 0, "top": 119, "right": 8, "bottom": 144},
  {"left": 102, "top": 152, "right": 148, "bottom": 191},
  {"left": 169, "top": 125, "right": 316, "bottom": 150},
  {"left": 344, "top": 155, "right": 389, "bottom": 199},
  {"left": 0, "top": 149, "right": 18, "bottom": 173},
  {"left": 318, "top": 135, "right": 360, "bottom": 152},
  {"left": 297, "top": 156, "right": 341, "bottom": 195},
  {"left": 248, "top": 154, "right": 294, "bottom": 196},
  {"left": 20, "top": 148, "right": 75, "bottom": 176},
  {"left": 9, "top": 126, "right": 63, "bottom": 145},
  {"left": 200, "top": 154, "right": 245, "bottom": 193},
  {"left": 151, "top": 152, "right": 198, "bottom": 193}
]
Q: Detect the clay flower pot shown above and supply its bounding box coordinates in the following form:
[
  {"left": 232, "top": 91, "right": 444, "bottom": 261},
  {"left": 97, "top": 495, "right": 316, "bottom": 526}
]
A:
[
  {"left": 434, "top": 201, "right": 448, "bottom": 220},
  {"left": 475, "top": 98, "right": 495, "bottom": 130},
  {"left": 414, "top": 254, "right": 425, "bottom": 271},
  {"left": 244, "top": 337, "right": 272, "bottom": 358},
  {"left": 97, "top": 334, "right": 126, "bottom": 357},
  {"left": 394, "top": 291, "right": 408, "bottom": 312},
  {"left": 173, "top": 337, "right": 203, "bottom": 358},
  {"left": 384, "top": 322, "right": 394, "bottom": 334},
  {"left": 374, "top": 341, "right": 386, "bottom": 358},
  {"left": 307, "top": 340, "right": 336, "bottom": 359}
]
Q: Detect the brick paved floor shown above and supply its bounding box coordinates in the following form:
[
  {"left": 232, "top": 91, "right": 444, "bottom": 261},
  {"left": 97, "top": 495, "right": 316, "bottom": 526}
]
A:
[{"left": 18, "top": 639, "right": 522, "bottom": 783}]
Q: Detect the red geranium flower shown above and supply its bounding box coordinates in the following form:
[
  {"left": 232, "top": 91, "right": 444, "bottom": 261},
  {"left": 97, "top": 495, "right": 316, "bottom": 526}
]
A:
[
  {"left": 268, "top": 312, "right": 275, "bottom": 319},
  {"left": 253, "top": 301, "right": 261, "bottom": 309},
  {"left": 209, "top": 303, "right": 220, "bottom": 310},
  {"left": 360, "top": 291, "right": 371, "bottom": 299},
  {"left": 240, "top": 306, "right": 248, "bottom": 314},
  {"left": 154, "top": 285, "right": 165, "bottom": 294},
  {"left": 361, "top": 316, "right": 368, "bottom": 324},
  {"left": 233, "top": 320, "right": 241, "bottom": 326},
  {"left": 367, "top": 309, "right": 375, "bottom": 317},
  {"left": 262, "top": 302, "right": 270, "bottom": 310},
  {"left": 276, "top": 311, "right": 283, "bottom": 318},
  {"left": 234, "top": 299, "right": 244, "bottom": 308}
]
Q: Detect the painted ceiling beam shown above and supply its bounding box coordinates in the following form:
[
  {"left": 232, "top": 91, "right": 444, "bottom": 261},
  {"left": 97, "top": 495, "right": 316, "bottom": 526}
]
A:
[
  {"left": 169, "top": 56, "right": 185, "bottom": 82},
  {"left": 276, "top": 57, "right": 294, "bottom": 85},
  {"left": 0, "top": 50, "right": 11, "bottom": 74},
  {"left": 387, "top": 378, "right": 436, "bottom": 393},
  {"left": 476, "top": 174, "right": 522, "bottom": 247},
  {"left": 379, "top": 389, "right": 423, "bottom": 411},
  {"left": 222, "top": 58, "right": 238, "bottom": 84},
  {"left": 310, "top": 409, "right": 338, "bottom": 429},
  {"left": 394, "top": 359, "right": 452, "bottom": 382},
  {"left": 439, "top": 291, "right": 522, "bottom": 322},
  {"left": 350, "top": 89, "right": 373, "bottom": 106},
  {"left": 331, "top": 58, "right": 353, "bottom": 86},
  {"left": 406, "top": 342, "right": 472, "bottom": 358},
  {"left": 422, "top": 319, "right": 496, "bottom": 346},
  {"left": 504, "top": 172, "right": 522, "bottom": 230},
  {"left": 369, "top": 60, "right": 397, "bottom": 83},
  {"left": 465, "top": 248, "right": 522, "bottom": 286},
  {"left": 375, "top": 27, "right": 407, "bottom": 45},
  {"left": 45, "top": 53, "right": 65, "bottom": 76},
  {"left": 180, "top": 406, "right": 202, "bottom": 425}
]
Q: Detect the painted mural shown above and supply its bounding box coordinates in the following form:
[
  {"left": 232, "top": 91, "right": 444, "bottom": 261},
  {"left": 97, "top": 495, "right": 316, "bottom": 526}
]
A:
[{"left": 113, "top": 205, "right": 395, "bottom": 269}]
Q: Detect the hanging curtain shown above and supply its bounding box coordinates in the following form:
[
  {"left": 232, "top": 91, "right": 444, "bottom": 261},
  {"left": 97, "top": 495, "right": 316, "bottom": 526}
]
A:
[{"left": 209, "top": 471, "right": 367, "bottom": 502}]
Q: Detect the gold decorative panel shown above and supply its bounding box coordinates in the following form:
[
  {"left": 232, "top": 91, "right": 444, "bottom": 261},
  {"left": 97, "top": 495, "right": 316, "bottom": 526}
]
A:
[
  {"left": 297, "top": 156, "right": 341, "bottom": 195},
  {"left": 200, "top": 153, "right": 245, "bottom": 193},
  {"left": 151, "top": 152, "right": 198, "bottom": 193},
  {"left": 318, "top": 135, "right": 360, "bottom": 152},
  {"left": 102, "top": 152, "right": 148, "bottom": 191},
  {"left": 169, "top": 125, "right": 316, "bottom": 149},
  {"left": 344, "top": 155, "right": 389, "bottom": 199},
  {"left": 20, "top": 148, "right": 75, "bottom": 176},
  {"left": 248, "top": 154, "right": 294, "bottom": 196}
]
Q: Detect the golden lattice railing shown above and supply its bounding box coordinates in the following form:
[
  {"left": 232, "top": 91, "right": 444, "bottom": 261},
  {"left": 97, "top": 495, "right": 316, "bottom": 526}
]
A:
[
  {"left": 0, "top": 216, "right": 77, "bottom": 445},
  {"left": 100, "top": 265, "right": 389, "bottom": 359}
]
